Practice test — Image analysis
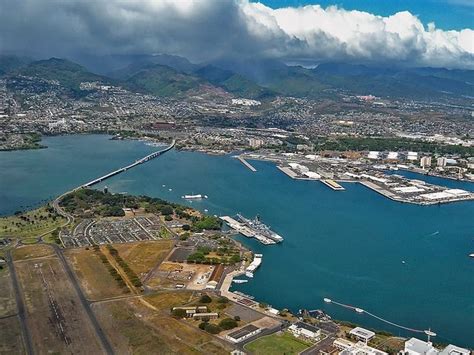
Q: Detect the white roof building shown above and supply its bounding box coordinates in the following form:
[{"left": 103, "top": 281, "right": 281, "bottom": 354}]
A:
[
  {"left": 289, "top": 322, "right": 321, "bottom": 340},
  {"left": 402, "top": 338, "right": 470, "bottom": 355},
  {"left": 387, "top": 152, "right": 399, "bottom": 160},
  {"left": 368, "top": 151, "right": 380, "bottom": 159},
  {"left": 349, "top": 327, "right": 375, "bottom": 343},
  {"left": 341, "top": 341, "right": 387, "bottom": 355},
  {"left": 439, "top": 344, "right": 470, "bottom": 355},
  {"left": 303, "top": 171, "right": 321, "bottom": 179},
  {"left": 407, "top": 152, "right": 418, "bottom": 161}
]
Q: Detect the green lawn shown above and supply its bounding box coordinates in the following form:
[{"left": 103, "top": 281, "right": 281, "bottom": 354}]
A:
[
  {"left": 244, "top": 331, "right": 311, "bottom": 355},
  {"left": 0, "top": 206, "right": 65, "bottom": 241}
]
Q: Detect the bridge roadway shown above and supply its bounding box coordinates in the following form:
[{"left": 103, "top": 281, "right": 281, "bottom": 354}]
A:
[{"left": 81, "top": 140, "right": 175, "bottom": 188}]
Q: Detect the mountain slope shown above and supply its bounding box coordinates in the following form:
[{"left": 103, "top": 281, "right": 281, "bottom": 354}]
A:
[
  {"left": 124, "top": 64, "right": 206, "bottom": 97},
  {"left": 194, "top": 65, "right": 274, "bottom": 99},
  {"left": 13, "top": 58, "right": 109, "bottom": 91},
  {"left": 0, "top": 55, "right": 32, "bottom": 76}
]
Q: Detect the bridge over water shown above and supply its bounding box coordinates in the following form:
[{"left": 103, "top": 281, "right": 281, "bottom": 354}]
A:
[{"left": 80, "top": 139, "right": 175, "bottom": 188}]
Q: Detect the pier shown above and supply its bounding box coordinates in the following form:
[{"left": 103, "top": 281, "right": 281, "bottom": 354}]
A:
[
  {"left": 277, "top": 165, "right": 298, "bottom": 178},
  {"left": 220, "top": 216, "right": 278, "bottom": 245},
  {"left": 321, "top": 179, "right": 345, "bottom": 191},
  {"left": 81, "top": 140, "right": 175, "bottom": 188},
  {"left": 236, "top": 156, "right": 257, "bottom": 172}
]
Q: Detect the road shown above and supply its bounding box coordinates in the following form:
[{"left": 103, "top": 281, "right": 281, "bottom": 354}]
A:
[
  {"left": 300, "top": 335, "right": 336, "bottom": 355},
  {"left": 52, "top": 244, "right": 115, "bottom": 355},
  {"left": 5, "top": 250, "right": 34, "bottom": 355}
]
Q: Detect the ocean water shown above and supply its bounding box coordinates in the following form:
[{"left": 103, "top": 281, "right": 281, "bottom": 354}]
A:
[{"left": 1, "top": 135, "right": 473, "bottom": 346}]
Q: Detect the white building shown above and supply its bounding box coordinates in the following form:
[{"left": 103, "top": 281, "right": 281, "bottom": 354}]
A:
[
  {"left": 402, "top": 338, "right": 470, "bottom": 355},
  {"left": 334, "top": 338, "right": 355, "bottom": 351},
  {"left": 249, "top": 138, "right": 263, "bottom": 148},
  {"left": 289, "top": 322, "right": 321, "bottom": 341},
  {"left": 420, "top": 156, "right": 432, "bottom": 169},
  {"left": 226, "top": 324, "right": 261, "bottom": 343},
  {"left": 437, "top": 157, "right": 447, "bottom": 168},
  {"left": 407, "top": 152, "right": 418, "bottom": 161},
  {"left": 368, "top": 151, "right": 380, "bottom": 160},
  {"left": 349, "top": 327, "right": 375, "bottom": 343},
  {"left": 439, "top": 345, "right": 470, "bottom": 355},
  {"left": 387, "top": 152, "right": 399, "bottom": 160},
  {"left": 341, "top": 342, "right": 388, "bottom": 355}
]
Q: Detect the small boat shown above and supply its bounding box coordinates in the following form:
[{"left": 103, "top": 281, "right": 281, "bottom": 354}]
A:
[
  {"left": 168, "top": 188, "right": 172, "bottom": 191},
  {"left": 233, "top": 279, "right": 248, "bottom": 284},
  {"left": 323, "top": 298, "right": 332, "bottom": 303},
  {"left": 355, "top": 308, "right": 364, "bottom": 313},
  {"left": 469, "top": 253, "right": 474, "bottom": 258},
  {"left": 182, "top": 194, "right": 207, "bottom": 200}
]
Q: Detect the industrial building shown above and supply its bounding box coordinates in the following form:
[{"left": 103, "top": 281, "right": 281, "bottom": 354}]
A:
[{"left": 226, "top": 324, "right": 261, "bottom": 343}]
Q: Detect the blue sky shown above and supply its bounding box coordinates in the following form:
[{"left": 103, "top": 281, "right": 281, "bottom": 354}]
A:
[{"left": 256, "top": 0, "right": 474, "bottom": 30}]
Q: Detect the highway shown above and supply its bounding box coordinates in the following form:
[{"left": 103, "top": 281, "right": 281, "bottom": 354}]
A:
[{"left": 5, "top": 250, "right": 34, "bottom": 355}]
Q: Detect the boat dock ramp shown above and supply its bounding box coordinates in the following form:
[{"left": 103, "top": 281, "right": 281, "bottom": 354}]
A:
[{"left": 236, "top": 156, "right": 257, "bottom": 172}]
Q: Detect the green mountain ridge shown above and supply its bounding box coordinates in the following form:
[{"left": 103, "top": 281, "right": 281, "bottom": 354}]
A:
[
  {"left": 123, "top": 64, "right": 205, "bottom": 97},
  {"left": 11, "top": 57, "right": 111, "bottom": 92}
]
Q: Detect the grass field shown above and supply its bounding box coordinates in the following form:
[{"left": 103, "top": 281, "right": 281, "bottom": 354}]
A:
[
  {"left": 113, "top": 240, "right": 174, "bottom": 277},
  {"left": 93, "top": 295, "right": 232, "bottom": 355},
  {"left": 12, "top": 244, "right": 55, "bottom": 261},
  {"left": 0, "top": 316, "right": 25, "bottom": 354},
  {"left": 15, "top": 256, "right": 103, "bottom": 354},
  {"left": 0, "top": 206, "right": 65, "bottom": 240},
  {"left": 65, "top": 247, "right": 129, "bottom": 300},
  {"left": 244, "top": 331, "right": 311, "bottom": 355},
  {"left": 143, "top": 290, "right": 196, "bottom": 311},
  {"left": 0, "top": 269, "right": 17, "bottom": 317}
]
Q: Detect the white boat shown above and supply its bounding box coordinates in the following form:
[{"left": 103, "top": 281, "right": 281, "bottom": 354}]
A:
[
  {"left": 469, "top": 253, "right": 474, "bottom": 258},
  {"left": 355, "top": 308, "right": 364, "bottom": 313},
  {"left": 182, "top": 194, "right": 208, "bottom": 200},
  {"left": 233, "top": 279, "right": 248, "bottom": 284}
]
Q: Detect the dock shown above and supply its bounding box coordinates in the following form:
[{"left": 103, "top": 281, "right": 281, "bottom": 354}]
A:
[
  {"left": 220, "top": 216, "right": 276, "bottom": 245},
  {"left": 277, "top": 165, "right": 298, "bottom": 178},
  {"left": 321, "top": 179, "right": 345, "bottom": 191},
  {"left": 236, "top": 156, "right": 257, "bottom": 172}
]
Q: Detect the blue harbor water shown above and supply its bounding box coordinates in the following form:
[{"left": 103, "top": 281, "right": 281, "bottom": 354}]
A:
[{"left": 1, "top": 135, "right": 473, "bottom": 346}]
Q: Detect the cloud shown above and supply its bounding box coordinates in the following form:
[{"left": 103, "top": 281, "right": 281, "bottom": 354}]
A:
[{"left": 0, "top": 0, "right": 472, "bottom": 69}]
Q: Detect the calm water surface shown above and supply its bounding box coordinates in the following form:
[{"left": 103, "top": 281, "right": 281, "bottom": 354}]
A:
[{"left": 1, "top": 135, "right": 473, "bottom": 346}]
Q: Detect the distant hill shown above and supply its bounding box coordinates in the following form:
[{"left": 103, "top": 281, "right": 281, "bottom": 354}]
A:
[
  {"left": 194, "top": 65, "right": 274, "bottom": 99},
  {"left": 123, "top": 63, "right": 207, "bottom": 97},
  {"left": 0, "top": 55, "right": 32, "bottom": 76},
  {"left": 311, "top": 63, "right": 474, "bottom": 99},
  {"left": 208, "top": 58, "right": 474, "bottom": 99},
  {"left": 12, "top": 58, "right": 110, "bottom": 92},
  {"left": 4, "top": 54, "right": 473, "bottom": 101},
  {"left": 208, "top": 58, "right": 328, "bottom": 97},
  {"left": 106, "top": 54, "right": 198, "bottom": 78}
]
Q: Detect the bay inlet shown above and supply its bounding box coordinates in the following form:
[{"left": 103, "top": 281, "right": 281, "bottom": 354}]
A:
[{"left": 1, "top": 134, "right": 473, "bottom": 346}]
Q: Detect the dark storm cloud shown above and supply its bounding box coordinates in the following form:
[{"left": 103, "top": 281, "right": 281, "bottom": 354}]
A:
[{"left": 0, "top": 0, "right": 472, "bottom": 68}]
